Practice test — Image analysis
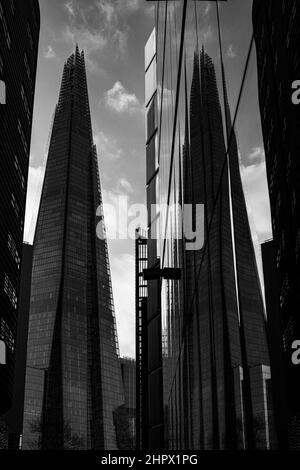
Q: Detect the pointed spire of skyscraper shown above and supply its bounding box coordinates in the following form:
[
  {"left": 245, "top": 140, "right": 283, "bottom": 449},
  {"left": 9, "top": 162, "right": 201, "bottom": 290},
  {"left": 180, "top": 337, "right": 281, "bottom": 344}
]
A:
[{"left": 22, "top": 49, "right": 125, "bottom": 450}]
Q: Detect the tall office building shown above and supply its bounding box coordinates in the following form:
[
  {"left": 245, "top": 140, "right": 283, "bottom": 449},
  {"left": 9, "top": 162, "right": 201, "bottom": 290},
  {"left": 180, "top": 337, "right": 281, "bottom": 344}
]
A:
[
  {"left": 143, "top": 1, "right": 274, "bottom": 450},
  {"left": 135, "top": 229, "right": 148, "bottom": 450},
  {"left": 22, "top": 47, "right": 124, "bottom": 450},
  {"left": 144, "top": 27, "right": 164, "bottom": 449},
  {"left": 0, "top": 0, "right": 40, "bottom": 416},
  {"left": 253, "top": 0, "right": 300, "bottom": 448}
]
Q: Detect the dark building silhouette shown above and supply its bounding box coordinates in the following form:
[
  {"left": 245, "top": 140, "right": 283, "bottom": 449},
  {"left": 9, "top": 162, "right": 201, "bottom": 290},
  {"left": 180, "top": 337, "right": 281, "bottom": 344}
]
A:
[
  {"left": 253, "top": 0, "right": 300, "bottom": 448},
  {"left": 0, "top": 0, "right": 40, "bottom": 416},
  {"left": 3, "top": 243, "right": 33, "bottom": 449},
  {"left": 22, "top": 47, "right": 124, "bottom": 450},
  {"left": 135, "top": 229, "right": 148, "bottom": 450},
  {"left": 114, "top": 357, "right": 136, "bottom": 450},
  {"left": 261, "top": 240, "right": 288, "bottom": 449},
  {"left": 142, "top": 1, "right": 275, "bottom": 450}
]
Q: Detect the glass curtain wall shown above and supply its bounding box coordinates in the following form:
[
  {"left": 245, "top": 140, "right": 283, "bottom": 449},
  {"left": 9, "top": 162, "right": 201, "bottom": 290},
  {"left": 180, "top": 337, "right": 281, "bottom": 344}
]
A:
[{"left": 154, "top": 0, "right": 275, "bottom": 450}]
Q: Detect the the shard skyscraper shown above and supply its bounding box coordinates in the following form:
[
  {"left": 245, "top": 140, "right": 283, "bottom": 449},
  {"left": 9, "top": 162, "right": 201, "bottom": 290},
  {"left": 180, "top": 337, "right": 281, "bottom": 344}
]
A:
[
  {"left": 22, "top": 47, "right": 124, "bottom": 450},
  {"left": 183, "top": 50, "right": 274, "bottom": 449}
]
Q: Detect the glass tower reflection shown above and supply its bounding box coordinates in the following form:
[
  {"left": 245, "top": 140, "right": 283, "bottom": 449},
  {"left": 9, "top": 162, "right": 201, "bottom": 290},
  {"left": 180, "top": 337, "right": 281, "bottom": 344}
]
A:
[
  {"left": 149, "top": 0, "right": 276, "bottom": 450},
  {"left": 22, "top": 47, "right": 124, "bottom": 450}
]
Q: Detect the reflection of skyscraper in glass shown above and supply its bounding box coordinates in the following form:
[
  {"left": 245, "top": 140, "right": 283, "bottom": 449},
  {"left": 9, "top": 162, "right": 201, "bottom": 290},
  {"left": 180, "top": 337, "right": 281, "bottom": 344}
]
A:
[
  {"left": 183, "top": 50, "right": 274, "bottom": 449},
  {"left": 22, "top": 47, "right": 124, "bottom": 450}
]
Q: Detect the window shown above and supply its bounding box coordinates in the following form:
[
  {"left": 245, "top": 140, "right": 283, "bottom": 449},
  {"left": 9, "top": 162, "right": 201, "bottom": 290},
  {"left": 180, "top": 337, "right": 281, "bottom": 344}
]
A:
[
  {"left": 283, "top": 318, "right": 293, "bottom": 353},
  {"left": 11, "top": 193, "right": 20, "bottom": 219},
  {"left": 0, "top": 80, "right": 5, "bottom": 104},
  {"left": 14, "top": 155, "right": 25, "bottom": 191},
  {"left": 292, "top": 189, "right": 297, "bottom": 212},
  {"left": 27, "top": 23, "right": 34, "bottom": 50},
  {"left": 269, "top": 154, "right": 278, "bottom": 193},
  {"left": 4, "top": 274, "right": 18, "bottom": 310},
  {"left": 10, "top": 0, "right": 16, "bottom": 15},
  {"left": 276, "top": 232, "right": 285, "bottom": 268},
  {"left": 145, "top": 59, "right": 157, "bottom": 107},
  {"left": 146, "top": 93, "right": 157, "bottom": 143},
  {"left": 18, "top": 119, "right": 28, "bottom": 155},
  {"left": 21, "top": 85, "right": 31, "bottom": 123},
  {"left": 24, "top": 53, "right": 33, "bottom": 91},
  {"left": 145, "top": 28, "right": 156, "bottom": 72},
  {"left": 0, "top": 318, "right": 15, "bottom": 353},
  {"left": 275, "top": 192, "right": 281, "bottom": 219},
  {"left": 8, "top": 233, "right": 20, "bottom": 269},
  {"left": 0, "top": 3, "right": 12, "bottom": 49},
  {"left": 30, "top": 0, "right": 39, "bottom": 30},
  {"left": 280, "top": 274, "right": 289, "bottom": 308}
]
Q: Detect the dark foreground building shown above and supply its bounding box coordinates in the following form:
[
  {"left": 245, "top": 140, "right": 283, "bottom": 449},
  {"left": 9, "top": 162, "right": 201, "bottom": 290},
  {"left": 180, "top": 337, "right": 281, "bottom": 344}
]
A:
[
  {"left": 0, "top": 0, "right": 40, "bottom": 416},
  {"left": 3, "top": 243, "right": 33, "bottom": 449},
  {"left": 253, "top": 0, "right": 300, "bottom": 448},
  {"left": 114, "top": 357, "right": 136, "bottom": 450},
  {"left": 143, "top": 1, "right": 275, "bottom": 449},
  {"left": 22, "top": 47, "right": 124, "bottom": 450},
  {"left": 135, "top": 229, "right": 148, "bottom": 450},
  {"left": 261, "top": 240, "right": 288, "bottom": 449}
]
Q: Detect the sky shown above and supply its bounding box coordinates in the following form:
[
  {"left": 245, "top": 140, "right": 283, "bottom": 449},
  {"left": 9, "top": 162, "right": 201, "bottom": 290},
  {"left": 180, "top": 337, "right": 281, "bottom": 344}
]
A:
[{"left": 24, "top": 0, "right": 272, "bottom": 359}]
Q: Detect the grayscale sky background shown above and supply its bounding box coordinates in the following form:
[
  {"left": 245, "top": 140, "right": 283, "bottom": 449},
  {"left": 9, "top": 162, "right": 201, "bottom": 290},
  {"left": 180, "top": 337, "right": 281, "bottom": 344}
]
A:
[{"left": 24, "top": 0, "right": 272, "bottom": 358}]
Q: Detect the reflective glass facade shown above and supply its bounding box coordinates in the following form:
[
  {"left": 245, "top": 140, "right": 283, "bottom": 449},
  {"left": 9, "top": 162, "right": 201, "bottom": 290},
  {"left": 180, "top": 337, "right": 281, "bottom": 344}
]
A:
[
  {"left": 145, "top": 28, "right": 164, "bottom": 449},
  {"left": 146, "top": 0, "right": 275, "bottom": 450},
  {"left": 0, "top": 0, "right": 40, "bottom": 415},
  {"left": 22, "top": 47, "right": 124, "bottom": 450}
]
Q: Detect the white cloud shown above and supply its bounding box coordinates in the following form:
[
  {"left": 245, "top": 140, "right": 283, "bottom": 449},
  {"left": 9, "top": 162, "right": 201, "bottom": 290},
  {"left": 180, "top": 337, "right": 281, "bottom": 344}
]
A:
[
  {"left": 94, "top": 130, "right": 123, "bottom": 160},
  {"left": 158, "top": 85, "right": 173, "bottom": 109},
  {"left": 44, "top": 45, "right": 56, "bottom": 59},
  {"left": 96, "top": 1, "right": 115, "bottom": 24},
  {"left": 61, "top": 0, "right": 131, "bottom": 66},
  {"left": 117, "top": 0, "right": 139, "bottom": 13},
  {"left": 201, "top": 25, "right": 213, "bottom": 45},
  {"left": 112, "top": 29, "right": 128, "bottom": 56},
  {"left": 145, "top": 4, "right": 155, "bottom": 18},
  {"left": 203, "top": 3, "right": 211, "bottom": 16},
  {"left": 118, "top": 178, "right": 134, "bottom": 194},
  {"left": 104, "top": 81, "right": 141, "bottom": 114},
  {"left": 24, "top": 165, "right": 45, "bottom": 243},
  {"left": 241, "top": 161, "right": 272, "bottom": 242},
  {"left": 64, "top": 1, "right": 75, "bottom": 17},
  {"left": 62, "top": 24, "right": 107, "bottom": 55},
  {"left": 248, "top": 146, "right": 265, "bottom": 163},
  {"left": 226, "top": 44, "right": 237, "bottom": 59},
  {"left": 110, "top": 253, "right": 135, "bottom": 358}
]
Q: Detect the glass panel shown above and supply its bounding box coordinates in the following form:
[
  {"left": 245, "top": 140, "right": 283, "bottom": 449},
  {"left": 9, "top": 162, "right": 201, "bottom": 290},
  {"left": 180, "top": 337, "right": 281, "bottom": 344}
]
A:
[
  {"left": 0, "top": 80, "right": 6, "bottom": 104},
  {"left": 145, "top": 27, "right": 156, "bottom": 72},
  {"left": 145, "top": 59, "right": 157, "bottom": 107}
]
